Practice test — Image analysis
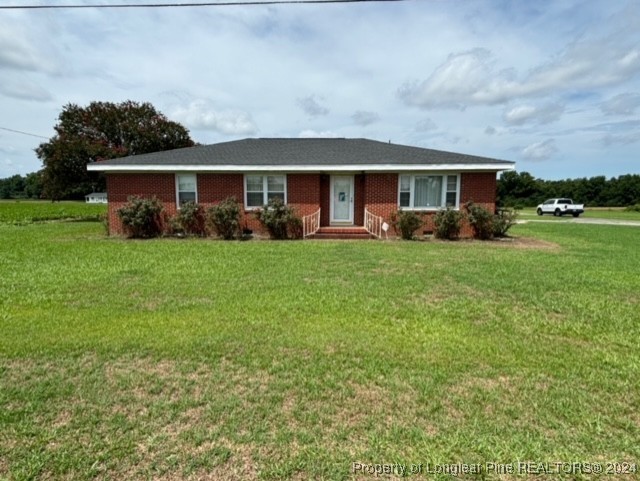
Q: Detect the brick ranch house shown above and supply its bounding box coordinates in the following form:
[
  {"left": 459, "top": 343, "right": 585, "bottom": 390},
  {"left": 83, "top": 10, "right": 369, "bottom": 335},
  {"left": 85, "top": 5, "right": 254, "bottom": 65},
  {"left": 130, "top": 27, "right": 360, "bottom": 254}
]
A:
[{"left": 88, "top": 138, "right": 515, "bottom": 238}]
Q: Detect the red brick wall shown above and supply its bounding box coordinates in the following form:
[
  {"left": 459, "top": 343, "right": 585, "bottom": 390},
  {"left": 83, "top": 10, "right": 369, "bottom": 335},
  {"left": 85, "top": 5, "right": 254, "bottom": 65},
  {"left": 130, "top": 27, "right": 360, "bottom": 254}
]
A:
[
  {"left": 364, "top": 173, "right": 398, "bottom": 222},
  {"left": 106, "top": 173, "right": 177, "bottom": 235},
  {"left": 106, "top": 172, "right": 323, "bottom": 236},
  {"left": 106, "top": 171, "right": 498, "bottom": 238},
  {"left": 287, "top": 174, "right": 321, "bottom": 217},
  {"left": 460, "top": 172, "right": 497, "bottom": 210}
]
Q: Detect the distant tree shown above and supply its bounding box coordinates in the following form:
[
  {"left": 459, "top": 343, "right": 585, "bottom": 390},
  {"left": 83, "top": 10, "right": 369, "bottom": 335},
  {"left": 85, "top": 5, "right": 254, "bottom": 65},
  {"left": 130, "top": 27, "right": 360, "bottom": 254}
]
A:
[
  {"left": 0, "top": 175, "right": 23, "bottom": 199},
  {"left": 36, "top": 101, "right": 195, "bottom": 200},
  {"left": 24, "top": 172, "right": 44, "bottom": 199}
]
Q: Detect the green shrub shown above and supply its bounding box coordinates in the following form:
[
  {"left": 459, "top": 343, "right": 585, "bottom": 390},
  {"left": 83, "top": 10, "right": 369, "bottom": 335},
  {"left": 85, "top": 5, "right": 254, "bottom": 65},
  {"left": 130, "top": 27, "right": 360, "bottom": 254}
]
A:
[
  {"left": 434, "top": 207, "right": 464, "bottom": 240},
  {"left": 206, "top": 197, "right": 242, "bottom": 240},
  {"left": 493, "top": 208, "right": 518, "bottom": 237},
  {"left": 117, "top": 196, "right": 164, "bottom": 238},
  {"left": 624, "top": 204, "right": 640, "bottom": 212},
  {"left": 287, "top": 215, "right": 303, "bottom": 240},
  {"left": 395, "top": 210, "right": 423, "bottom": 240},
  {"left": 255, "top": 197, "right": 301, "bottom": 240},
  {"left": 466, "top": 202, "right": 494, "bottom": 240},
  {"left": 176, "top": 201, "right": 206, "bottom": 236}
]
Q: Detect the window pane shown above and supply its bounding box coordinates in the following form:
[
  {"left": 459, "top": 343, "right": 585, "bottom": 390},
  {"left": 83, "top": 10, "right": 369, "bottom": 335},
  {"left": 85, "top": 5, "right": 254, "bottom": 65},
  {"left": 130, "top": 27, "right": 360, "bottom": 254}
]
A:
[
  {"left": 267, "top": 192, "right": 284, "bottom": 202},
  {"left": 267, "top": 175, "right": 285, "bottom": 192},
  {"left": 415, "top": 176, "right": 442, "bottom": 207},
  {"left": 446, "top": 192, "right": 456, "bottom": 206},
  {"left": 447, "top": 175, "right": 457, "bottom": 191},
  {"left": 400, "top": 192, "right": 410, "bottom": 207},
  {"left": 179, "top": 191, "right": 196, "bottom": 205},
  {"left": 247, "top": 192, "right": 264, "bottom": 207},
  {"left": 178, "top": 174, "right": 196, "bottom": 192},
  {"left": 400, "top": 175, "right": 410, "bottom": 191},
  {"left": 246, "top": 175, "right": 263, "bottom": 192}
]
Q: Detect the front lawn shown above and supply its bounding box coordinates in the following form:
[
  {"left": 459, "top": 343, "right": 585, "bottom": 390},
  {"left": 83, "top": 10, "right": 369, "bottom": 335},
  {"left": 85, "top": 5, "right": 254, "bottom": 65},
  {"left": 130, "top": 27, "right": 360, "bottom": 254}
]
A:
[{"left": 0, "top": 219, "right": 638, "bottom": 480}]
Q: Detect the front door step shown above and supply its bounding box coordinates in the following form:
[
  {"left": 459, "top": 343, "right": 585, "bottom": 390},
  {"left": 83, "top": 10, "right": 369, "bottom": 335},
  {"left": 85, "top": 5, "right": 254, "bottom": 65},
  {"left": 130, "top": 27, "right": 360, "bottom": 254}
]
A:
[{"left": 310, "top": 226, "right": 373, "bottom": 240}]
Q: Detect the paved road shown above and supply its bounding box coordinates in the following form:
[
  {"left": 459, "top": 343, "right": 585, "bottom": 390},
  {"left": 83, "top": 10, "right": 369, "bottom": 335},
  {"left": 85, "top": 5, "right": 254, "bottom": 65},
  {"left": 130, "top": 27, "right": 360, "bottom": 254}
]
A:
[{"left": 518, "top": 217, "right": 640, "bottom": 227}]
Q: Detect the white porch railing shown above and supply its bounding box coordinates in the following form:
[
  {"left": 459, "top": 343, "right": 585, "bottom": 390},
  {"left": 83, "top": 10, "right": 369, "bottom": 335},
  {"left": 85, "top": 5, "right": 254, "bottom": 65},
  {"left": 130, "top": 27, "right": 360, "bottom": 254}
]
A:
[
  {"left": 302, "top": 208, "right": 321, "bottom": 238},
  {"left": 364, "top": 208, "right": 387, "bottom": 239}
]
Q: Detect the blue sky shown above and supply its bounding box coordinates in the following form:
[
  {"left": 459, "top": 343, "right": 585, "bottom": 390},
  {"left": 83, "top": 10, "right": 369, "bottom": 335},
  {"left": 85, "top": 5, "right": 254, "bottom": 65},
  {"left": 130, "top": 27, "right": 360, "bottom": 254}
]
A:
[{"left": 0, "top": 0, "right": 639, "bottom": 180}]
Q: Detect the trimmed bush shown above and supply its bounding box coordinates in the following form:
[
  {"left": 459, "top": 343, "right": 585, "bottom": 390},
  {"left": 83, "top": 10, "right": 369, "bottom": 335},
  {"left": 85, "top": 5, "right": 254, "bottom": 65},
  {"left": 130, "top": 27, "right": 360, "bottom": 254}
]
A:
[
  {"left": 395, "top": 210, "right": 423, "bottom": 240},
  {"left": 255, "top": 197, "right": 301, "bottom": 240},
  {"left": 207, "top": 197, "right": 242, "bottom": 240},
  {"left": 625, "top": 204, "right": 640, "bottom": 212},
  {"left": 117, "top": 196, "right": 164, "bottom": 238},
  {"left": 176, "top": 201, "right": 206, "bottom": 236},
  {"left": 466, "top": 202, "right": 494, "bottom": 240},
  {"left": 493, "top": 208, "right": 518, "bottom": 237},
  {"left": 434, "top": 207, "right": 464, "bottom": 240}
]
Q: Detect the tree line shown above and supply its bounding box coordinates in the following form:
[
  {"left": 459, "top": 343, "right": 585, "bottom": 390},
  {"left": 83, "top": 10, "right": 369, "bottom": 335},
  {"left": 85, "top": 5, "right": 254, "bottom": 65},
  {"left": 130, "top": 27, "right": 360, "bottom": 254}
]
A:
[{"left": 497, "top": 171, "right": 640, "bottom": 207}]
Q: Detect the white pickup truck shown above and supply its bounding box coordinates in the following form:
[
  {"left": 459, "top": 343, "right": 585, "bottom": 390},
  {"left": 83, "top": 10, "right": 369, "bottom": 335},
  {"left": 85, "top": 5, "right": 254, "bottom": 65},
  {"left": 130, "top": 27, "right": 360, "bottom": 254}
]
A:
[{"left": 536, "top": 198, "right": 585, "bottom": 217}]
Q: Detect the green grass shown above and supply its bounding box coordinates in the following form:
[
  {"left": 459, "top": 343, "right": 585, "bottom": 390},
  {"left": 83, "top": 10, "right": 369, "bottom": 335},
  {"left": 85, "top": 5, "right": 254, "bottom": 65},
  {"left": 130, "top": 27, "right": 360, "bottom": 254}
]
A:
[
  {"left": 0, "top": 200, "right": 106, "bottom": 224},
  {"left": 519, "top": 206, "right": 640, "bottom": 221},
  {"left": 1, "top": 210, "right": 639, "bottom": 480}
]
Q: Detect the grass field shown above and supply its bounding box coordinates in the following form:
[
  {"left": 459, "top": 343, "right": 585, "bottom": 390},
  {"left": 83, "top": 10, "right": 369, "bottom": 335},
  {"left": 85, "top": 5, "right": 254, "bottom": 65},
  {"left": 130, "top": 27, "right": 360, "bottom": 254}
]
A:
[
  {"left": 0, "top": 200, "right": 106, "bottom": 224},
  {"left": 1, "top": 203, "right": 639, "bottom": 480}
]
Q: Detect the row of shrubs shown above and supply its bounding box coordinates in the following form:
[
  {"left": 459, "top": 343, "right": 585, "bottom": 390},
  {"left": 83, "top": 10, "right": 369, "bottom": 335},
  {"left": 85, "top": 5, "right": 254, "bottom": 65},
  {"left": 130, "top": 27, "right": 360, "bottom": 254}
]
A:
[
  {"left": 117, "top": 196, "right": 301, "bottom": 239},
  {"left": 393, "top": 202, "right": 518, "bottom": 240},
  {"left": 116, "top": 196, "right": 517, "bottom": 241}
]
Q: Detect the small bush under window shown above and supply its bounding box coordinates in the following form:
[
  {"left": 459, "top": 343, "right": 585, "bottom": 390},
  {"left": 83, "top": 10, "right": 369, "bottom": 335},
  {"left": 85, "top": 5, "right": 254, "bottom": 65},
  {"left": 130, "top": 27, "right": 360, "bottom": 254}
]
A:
[
  {"left": 117, "top": 196, "right": 165, "bottom": 238},
  {"left": 394, "top": 210, "right": 423, "bottom": 240},
  {"left": 433, "top": 207, "right": 464, "bottom": 240},
  {"left": 176, "top": 201, "right": 206, "bottom": 236},
  {"left": 255, "top": 197, "right": 301, "bottom": 240},
  {"left": 207, "top": 197, "right": 242, "bottom": 240}
]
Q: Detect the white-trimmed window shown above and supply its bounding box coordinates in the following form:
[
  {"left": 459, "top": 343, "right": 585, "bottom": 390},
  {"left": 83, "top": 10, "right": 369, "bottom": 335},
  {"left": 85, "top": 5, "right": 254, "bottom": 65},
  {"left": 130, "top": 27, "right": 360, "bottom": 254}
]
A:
[
  {"left": 176, "top": 173, "right": 197, "bottom": 207},
  {"left": 244, "top": 174, "right": 286, "bottom": 208},
  {"left": 398, "top": 174, "right": 460, "bottom": 209}
]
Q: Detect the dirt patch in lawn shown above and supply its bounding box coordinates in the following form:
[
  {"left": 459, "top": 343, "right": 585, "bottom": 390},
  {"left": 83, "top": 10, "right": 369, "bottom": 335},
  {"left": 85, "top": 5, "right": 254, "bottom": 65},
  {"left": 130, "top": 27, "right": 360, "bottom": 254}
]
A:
[{"left": 494, "top": 236, "right": 560, "bottom": 250}]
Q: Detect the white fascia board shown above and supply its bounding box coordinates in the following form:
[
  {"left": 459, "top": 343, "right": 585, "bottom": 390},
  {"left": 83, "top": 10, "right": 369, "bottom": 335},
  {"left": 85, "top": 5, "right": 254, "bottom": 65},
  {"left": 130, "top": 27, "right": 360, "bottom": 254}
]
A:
[{"left": 88, "top": 163, "right": 515, "bottom": 173}]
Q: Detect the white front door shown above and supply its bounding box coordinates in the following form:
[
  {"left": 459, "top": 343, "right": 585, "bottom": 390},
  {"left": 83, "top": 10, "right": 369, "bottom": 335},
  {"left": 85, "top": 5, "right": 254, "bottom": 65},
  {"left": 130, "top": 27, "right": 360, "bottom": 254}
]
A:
[{"left": 330, "top": 175, "right": 354, "bottom": 223}]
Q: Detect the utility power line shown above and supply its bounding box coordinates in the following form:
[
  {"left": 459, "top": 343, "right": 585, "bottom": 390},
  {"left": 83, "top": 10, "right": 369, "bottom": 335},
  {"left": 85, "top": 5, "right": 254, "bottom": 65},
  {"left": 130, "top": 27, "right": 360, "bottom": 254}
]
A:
[
  {"left": 1, "top": 0, "right": 407, "bottom": 9},
  {"left": 0, "top": 127, "right": 48, "bottom": 139}
]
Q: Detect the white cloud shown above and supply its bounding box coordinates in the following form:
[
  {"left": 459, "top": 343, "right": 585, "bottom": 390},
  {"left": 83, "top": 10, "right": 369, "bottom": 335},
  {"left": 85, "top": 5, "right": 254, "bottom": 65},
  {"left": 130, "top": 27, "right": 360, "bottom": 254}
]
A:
[
  {"left": 399, "top": 8, "right": 640, "bottom": 111},
  {"left": 170, "top": 99, "right": 257, "bottom": 136},
  {"left": 600, "top": 92, "right": 640, "bottom": 115},
  {"left": 522, "top": 139, "right": 558, "bottom": 161},
  {"left": 298, "top": 129, "right": 341, "bottom": 138},
  {"left": 351, "top": 110, "right": 380, "bottom": 126},
  {"left": 296, "top": 95, "right": 329, "bottom": 117},
  {"left": 503, "top": 103, "right": 564, "bottom": 125}
]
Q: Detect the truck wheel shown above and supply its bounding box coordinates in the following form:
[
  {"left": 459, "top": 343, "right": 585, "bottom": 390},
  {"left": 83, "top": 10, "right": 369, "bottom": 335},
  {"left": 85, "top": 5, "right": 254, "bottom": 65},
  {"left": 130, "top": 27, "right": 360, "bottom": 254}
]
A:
[
  {"left": 537, "top": 208, "right": 543, "bottom": 216},
  {"left": 554, "top": 209, "right": 561, "bottom": 217},
  {"left": 572, "top": 213, "right": 580, "bottom": 217}
]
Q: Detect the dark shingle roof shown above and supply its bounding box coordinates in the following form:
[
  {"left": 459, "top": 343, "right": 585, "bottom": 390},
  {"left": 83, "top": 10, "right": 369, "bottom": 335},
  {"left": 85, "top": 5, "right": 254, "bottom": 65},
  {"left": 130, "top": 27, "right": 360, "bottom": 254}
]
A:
[{"left": 90, "top": 138, "right": 513, "bottom": 167}]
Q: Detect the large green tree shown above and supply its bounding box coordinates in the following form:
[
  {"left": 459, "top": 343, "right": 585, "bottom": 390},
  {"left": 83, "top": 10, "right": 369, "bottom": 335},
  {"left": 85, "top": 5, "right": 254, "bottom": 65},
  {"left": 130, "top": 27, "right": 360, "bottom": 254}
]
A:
[{"left": 36, "top": 101, "right": 195, "bottom": 200}]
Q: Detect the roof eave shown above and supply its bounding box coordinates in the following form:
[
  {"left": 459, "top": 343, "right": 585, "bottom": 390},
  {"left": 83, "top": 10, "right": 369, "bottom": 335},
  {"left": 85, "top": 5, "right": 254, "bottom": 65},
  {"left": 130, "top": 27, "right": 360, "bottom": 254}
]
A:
[{"left": 88, "top": 163, "right": 515, "bottom": 173}]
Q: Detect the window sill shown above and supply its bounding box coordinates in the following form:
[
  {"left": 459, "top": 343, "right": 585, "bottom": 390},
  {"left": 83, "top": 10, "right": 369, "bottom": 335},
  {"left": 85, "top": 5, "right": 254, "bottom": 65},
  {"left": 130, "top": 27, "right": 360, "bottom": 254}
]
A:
[{"left": 399, "top": 206, "right": 460, "bottom": 212}]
